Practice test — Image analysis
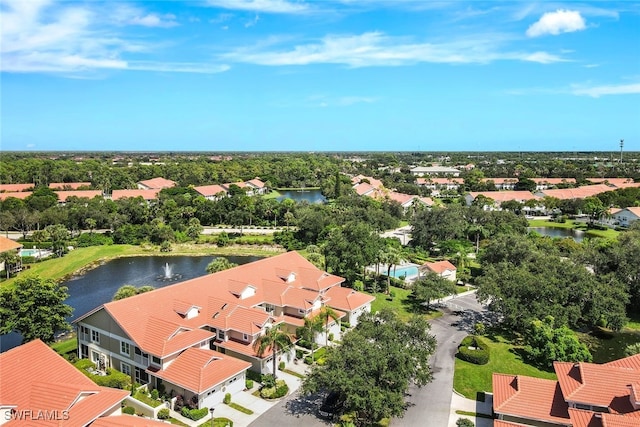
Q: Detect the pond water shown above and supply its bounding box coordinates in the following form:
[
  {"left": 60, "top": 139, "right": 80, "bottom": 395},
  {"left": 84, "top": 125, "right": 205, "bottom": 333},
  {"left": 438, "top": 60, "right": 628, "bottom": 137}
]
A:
[
  {"left": 277, "top": 189, "right": 326, "bottom": 204},
  {"left": 0, "top": 255, "right": 261, "bottom": 352},
  {"left": 528, "top": 227, "right": 585, "bottom": 242}
]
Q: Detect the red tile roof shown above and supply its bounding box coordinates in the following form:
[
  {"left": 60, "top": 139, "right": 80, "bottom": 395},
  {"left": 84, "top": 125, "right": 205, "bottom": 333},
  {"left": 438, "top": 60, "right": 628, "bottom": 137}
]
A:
[
  {"left": 137, "top": 177, "right": 177, "bottom": 189},
  {"left": 537, "top": 184, "right": 613, "bottom": 200},
  {"left": 493, "top": 373, "right": 570, "bottom": 424},
  {"left": 324, "top": 286, "right": 375, "bottom": 312},
  {"left": 56, "top": 190, "right": 102, "bottom": 202},
  {"left": 351, "top": 175, "right": 383, "bottom": 189},
  {"left": 588, "top": 178, "right": 635, "bottom": 187},
  {"left": 111, "top": 189, "right": 160, "bottom": 201},
  {"left": 247, "top": 178, "right": 266, "bottom": 188},
  {"left": 91, "top": 415, "right": 172, "bottom": 427},
  {"left": 0, "top": 340, "right": 128, "bottom": 427},
  {"left": 569, "top": 409, "right": 640, "bottom": 427},
  {"left": 0, "top": 191, "right": 32, "bottom": 200},
  {"left": 0, "top": 183, "right": 33, "bottom": 192},
  {"left": 193, "top": 184, "right": 228, "bottom": 197},
  {"left": 531, "top": 178, "right": 577, "bottom": 185},
  {"left": 0, "top": 236, "right": 22, "bottom": 253},
  {"left": 353, "top": 182, "right": 377, "bottom": 196},
  {"left": 49, "top": 182, "right": 92, "bottom": 190},
  {"left": 468, "top": 191, "right": 539, "bottom": 202},
  {"left": 422, "top": 260, "right": 457, "bottom": 274},
  {"left": 150, "top": 347, "right": 250, "bottom": 394}
]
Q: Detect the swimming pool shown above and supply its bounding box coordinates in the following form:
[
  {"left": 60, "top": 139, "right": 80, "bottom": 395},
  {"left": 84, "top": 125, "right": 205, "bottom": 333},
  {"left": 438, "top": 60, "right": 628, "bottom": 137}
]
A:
[
  {"left": 19, "top": 248, "right": 51, "bottom": 258},
  {"left": 387, "top": 264, "right": 420, "bottom": 279}
]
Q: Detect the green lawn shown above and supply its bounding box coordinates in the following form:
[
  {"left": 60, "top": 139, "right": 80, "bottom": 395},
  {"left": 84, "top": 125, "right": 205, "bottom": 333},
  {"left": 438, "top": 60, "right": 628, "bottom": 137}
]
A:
[
  {"left": 453, "top": 334, "right": 557, "bottom": 399},
  {"left": 370, "top": 285, "right": 442, "bottom": 322},
  {"left": 51, "top": 335, "right": 77, "bottom": 355},
  {"left": 261, "top": 190, "right": 282, "bottom": 200}
]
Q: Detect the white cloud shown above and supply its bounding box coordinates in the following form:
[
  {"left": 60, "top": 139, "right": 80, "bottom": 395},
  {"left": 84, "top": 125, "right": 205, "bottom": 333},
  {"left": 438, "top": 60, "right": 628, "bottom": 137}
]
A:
[
  {"left": 245, "top": 14, "right": 260, "bottom": 27},
  {"left": 222, "top": 31, "right": 568, "bottom": 67},
  {"left": 526, "top": 9, "right": 586, "bottom": 37},
  {"left": 0, "top": 1, "right": 225, "bottom": 75},
  {"left": 129, "top": 13, "right": 178, "bottom": 28},
  {"left": 572, "top": 83, "right": 640, "bottom": 98},
  {"left": 206, "top": 0, "right": 309, "bottom": 14}
]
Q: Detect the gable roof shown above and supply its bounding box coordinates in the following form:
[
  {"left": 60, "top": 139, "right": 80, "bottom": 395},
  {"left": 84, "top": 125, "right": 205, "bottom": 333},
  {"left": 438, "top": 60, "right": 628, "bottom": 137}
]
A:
[
  {"left": 193, "top": 184, "right": 228, "bottom": 197},
  {"left": 324, "top": 286, "right": 375, "bottom": 312},
  {"left": 111, "top": 189, "right": 160, "bottom": 201},
  {"left": 468, "top": 191, "right": 539, "bottom": 203},
  {"left": 49, "top": 182, "right": 92, "bottom": 190},
  {"left": 0, "top": 191, "right": 32, "bottom": 200},
  {"left": 55, "top": 190, "right": 103, "bottom": 202},
  {"left": 137, "top": 177, "right": 177, "bottom": 189},
  {"left": 0, "top": 183, "right": 33, "bottom": 192},
  {"left": 247, "top": 178, "right": 266, "bottom": 188},
  {"left": 422, "top": 260, "right": 457, "bottom": 274},
  {"left": 150, "top": 347, "right": 250, "bottom": 394},
  {"left": 0, "top": 236, "right": 22, "bottom": 253},
  {"left": 0, "top": 340, "right": 128, "bottom": 426},
  {"left": 91, "top": 415, "right": 174, "bottom": 427},
  {"left": 536, "top": 184, "right": 613, "bottom": 200}
]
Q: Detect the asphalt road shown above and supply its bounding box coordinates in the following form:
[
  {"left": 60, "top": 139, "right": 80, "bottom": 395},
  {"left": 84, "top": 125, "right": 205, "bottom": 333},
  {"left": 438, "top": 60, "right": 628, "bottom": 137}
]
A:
[
  {"left": 396, "top": 293, "right": 488, "bottom": 427},
  {"left": 250, "top": 293, "right": 489, "bottom": 427}
]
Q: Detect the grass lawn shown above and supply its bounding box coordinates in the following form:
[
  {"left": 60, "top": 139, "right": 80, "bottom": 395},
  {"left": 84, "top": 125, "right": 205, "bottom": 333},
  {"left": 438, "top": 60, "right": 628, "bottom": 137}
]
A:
[
  {"left": 197, "top": 418, "right": 233, "bottom": 427},
  {"left": 169, "top": 418, "right": 190, "bottom": 427},
  {"left": 261, "top": 190, "right": 282, "bottom": 200},
  {"left": 51, "top": 335, "right": 77, "bottom": 355},
  {"left": 132, "top": 390, "right": 163, "bottom": 408},
  {"left": 453, "top": 334, "right": 557, "bottom": 399},
  {"left": 370, "top": 285, "right": 443, "bottom": 322},
  {"left": 1, "top": 243, "right": 283, "bottom": 288}
]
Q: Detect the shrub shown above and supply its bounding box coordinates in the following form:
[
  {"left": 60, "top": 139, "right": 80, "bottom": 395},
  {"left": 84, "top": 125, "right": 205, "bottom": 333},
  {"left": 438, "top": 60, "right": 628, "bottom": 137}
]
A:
[
  {"left": 261, "top": 374, "right": 276, "bottom": 389},
  {"left": 304, "top": 347, "right": 327, "bottom": 364},
  {"left": 295, "top": 349, "right": 305, "bottom": 359},
  {"left": 245, "top": 379, "right": 254, "bottom": 389},
  {"left": 224, "top": 393, "right": 231, "bottom": 404},
  {"left": 246, "top": 370, "right": 261, "bottom": 382},
  {"left": 260, "top": 380, "right": 288, "bottom": 399},
  {"left": 297, "top": 339, "right": 312, "bottom": 349},
  {"left": 157, "top": 408, "right": 170, "bottom": 420},
  {"left": 151, "top": 389, "right": 159, "bottom": 400},
  {"left": 122, "top": 406, "right": 135, "bottom": 415},
  {"left": 456, "top": 418, "right": 474, "bottom": 427},
  {"left": 328, "top": 333, "right": 334, "bottom": 342},
  {"left": 474, "top": 322, "right": 486, "bottom": 336},
  {"left": 181, "top": 407, "right": 208, "bottom": 421},
  {"left": 456, "top": 335, "right": 490, "bottom": 365},
  {"left": 279, "top": 361, "right": 285, "bottom": 370}
]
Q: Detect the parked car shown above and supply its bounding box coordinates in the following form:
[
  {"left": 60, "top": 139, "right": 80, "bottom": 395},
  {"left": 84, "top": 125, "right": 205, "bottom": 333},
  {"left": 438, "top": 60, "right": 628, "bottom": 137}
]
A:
[{"left": 318, "top": 391, "right": 343, "bottom": 419}]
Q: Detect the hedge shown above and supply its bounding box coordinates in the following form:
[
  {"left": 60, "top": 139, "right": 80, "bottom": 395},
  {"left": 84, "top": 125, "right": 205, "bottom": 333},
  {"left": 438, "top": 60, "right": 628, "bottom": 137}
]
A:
[
  {"left": 456, "top": 335, "right": 490, "bottom": 365},
  {"left": 246, "top": 370, "right": 262, "bottom": 382},
  {"left": 304, "top": 347, "right": 326, "bottom": 365},
  {"left": 181, "top": 407, "right": 208, "bottom": 421},
  {"left": 122, "top": 406, "right": 135, "bottom": 415},
  {"left": 260, "top": 380, "right": 289, "bottom": 399}
]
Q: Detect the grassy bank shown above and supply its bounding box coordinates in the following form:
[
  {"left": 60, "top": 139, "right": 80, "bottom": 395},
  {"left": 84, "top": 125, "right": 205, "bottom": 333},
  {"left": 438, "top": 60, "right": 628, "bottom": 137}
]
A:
[
  {"left": 2, "top": 243, "right": 283, "bottom": 288},
  {"left": 528, "top": 219, "right": 619, "bottom": 239}
]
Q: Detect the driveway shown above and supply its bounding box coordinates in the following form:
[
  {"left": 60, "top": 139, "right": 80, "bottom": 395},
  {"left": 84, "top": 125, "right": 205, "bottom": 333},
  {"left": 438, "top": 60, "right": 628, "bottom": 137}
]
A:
[{"left": 394, "top": 292, "right": 489, "bottom": 427}]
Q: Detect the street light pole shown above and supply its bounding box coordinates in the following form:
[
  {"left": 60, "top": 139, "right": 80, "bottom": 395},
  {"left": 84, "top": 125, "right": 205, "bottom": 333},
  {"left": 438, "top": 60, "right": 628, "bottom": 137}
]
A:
[{"left": 210, "top": 407, "right": 215, "bottom": 426}]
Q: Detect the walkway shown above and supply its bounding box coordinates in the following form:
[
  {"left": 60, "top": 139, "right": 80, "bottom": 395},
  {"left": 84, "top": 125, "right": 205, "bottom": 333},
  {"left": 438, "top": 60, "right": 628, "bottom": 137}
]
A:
[{"left": 449, "top": 391, "right": 493, "bottom": 427}]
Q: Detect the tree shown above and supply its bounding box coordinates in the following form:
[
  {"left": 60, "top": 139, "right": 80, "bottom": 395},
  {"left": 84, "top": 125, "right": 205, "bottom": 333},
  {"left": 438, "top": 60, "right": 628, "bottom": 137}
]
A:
[
  {"left": 582, "top": 197, "right": 607, "bottom": 225},
  {"left": 0, "top": 251, "right": 19, "bottom": 279},
  {"left": 112, "top": 284, "right": 155, "bottom": 301},
  {"left": 318, "top": 306, "right": 341, "bottom": 347},
  {"left": 206, "top": 257, "right": 238, "bottom": 274},
  {"left": 624, "top": 343, "right": 640, "bottom": 357},
  {"left": 524, "top": 316, "right": 592, "bottom": 369},
  {"left": 297, "top": 316, "right": 323, "bottom": 364},
  {"left": 302, "top": 309, "right": 436, "bottom": 425},
  {"left": 45, "top": 224, "right": 71, "bottom": 257},
  {"left": 412, "top": 272, "right": 457, "bottom": 309},
  {"left": 186, "top": 217, "right": 203, "bottom": 241},
  {"left": 0, "top": 275, "right": 73, "bottom": 343},
  {"left": 253, "top": 324, "right": 293, "bottom": 379}
]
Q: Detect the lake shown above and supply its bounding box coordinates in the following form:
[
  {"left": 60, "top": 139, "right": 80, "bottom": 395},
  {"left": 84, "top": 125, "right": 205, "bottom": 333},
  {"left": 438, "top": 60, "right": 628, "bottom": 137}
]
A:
[
  {"left": 277, "top": 189, "right": 326, "bottom": 204},
  {"left": 0, "top": 255, "right": 261, "bottom": 352},
  {"left": 528, "top": 227, "right": 585, "bottom": 242}
]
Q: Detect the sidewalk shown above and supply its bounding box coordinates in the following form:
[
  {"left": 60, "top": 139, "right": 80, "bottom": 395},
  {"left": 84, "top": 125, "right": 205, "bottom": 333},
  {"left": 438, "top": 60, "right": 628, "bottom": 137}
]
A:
[{"left": 448, "top": 391, "right": 493, "bottom": 427}]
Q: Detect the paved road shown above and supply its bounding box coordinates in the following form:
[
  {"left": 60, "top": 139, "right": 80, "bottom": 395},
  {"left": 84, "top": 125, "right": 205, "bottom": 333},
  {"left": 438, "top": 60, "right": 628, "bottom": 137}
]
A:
[
  {"left": 396, "top": 293, "right": 489, "bottom": 427},
  {"left": 248, "top": 390, "right": 331, "bottom": 427}
]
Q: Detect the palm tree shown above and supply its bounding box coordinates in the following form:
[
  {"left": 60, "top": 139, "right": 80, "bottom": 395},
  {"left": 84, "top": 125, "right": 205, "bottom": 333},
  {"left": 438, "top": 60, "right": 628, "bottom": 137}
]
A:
[
  {"left": 318, "top": 306, "right": 340, "bottom": 348},
  {"left": 206, "top": 257, "right": 238, "bottom": 274},
  {"left": 383, "top": 246, "right": 402, "bottom": 294},
  {"left": 298, "top": 316, "right": 323, "bottom": 364},
  {"left": 253, "top": 324, "right": 293, "bottom": 378}
]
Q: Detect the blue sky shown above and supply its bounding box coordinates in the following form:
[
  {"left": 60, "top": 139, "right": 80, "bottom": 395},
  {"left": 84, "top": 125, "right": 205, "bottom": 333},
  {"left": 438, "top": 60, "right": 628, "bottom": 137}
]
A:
[{"left": 1, "top": 0, "right": 639, "bottom": 152}]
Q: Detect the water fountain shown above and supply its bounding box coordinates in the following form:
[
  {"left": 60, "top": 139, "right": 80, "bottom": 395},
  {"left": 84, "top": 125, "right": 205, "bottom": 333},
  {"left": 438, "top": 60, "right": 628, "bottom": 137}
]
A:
[{"left": 157, "top": 262, "right": 182, "bottom": 282}]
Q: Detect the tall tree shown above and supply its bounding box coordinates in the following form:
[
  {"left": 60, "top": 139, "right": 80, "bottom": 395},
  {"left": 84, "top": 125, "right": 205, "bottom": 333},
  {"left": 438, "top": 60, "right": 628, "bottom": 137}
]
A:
[
  {"left": 206, "top": 257, "right": 238, "bottom": 274},
  {"left": 297, "top": 316, "right": 323, "bottom": 364},
  {"left": 412, "top": 272, "right": 457, "bottom": 309},
  {"left": 318, "top": 306, "right": 341, "bottom": 347},
  {"left": 253, "top": 324, "right": 293, "bottom": 379},
  {"left": 0, "top": 275, "right": 73, "bottom": 343}
]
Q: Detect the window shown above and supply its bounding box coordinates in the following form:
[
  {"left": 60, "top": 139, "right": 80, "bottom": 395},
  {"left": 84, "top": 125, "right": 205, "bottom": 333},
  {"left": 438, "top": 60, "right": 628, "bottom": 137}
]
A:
[
  {"left": 218, "top": 330, "right": 225, "bottom": 340},
  {"left": 91, "top": 351, "right": 100, "bottom": 363},
  {"left": 91, "top": 329, "right": 100, "bottom": 343},
  {"left": 120, "top": 341, "right": 130, "bottom": 356},
  {"left": 243, "top": 333, "right": 249, "bottom": 341},
  {"left": 121, "top": 362, "right": 131, "bottom": 376},
  {"left": 80, "top": 344, "right": 88, "bottom": 359},
  {"left": 298, "top": 308, "right": 306, "bottom": 315},
  {"left": 152, "top": 356, "right": 161, "bottom": 365}
]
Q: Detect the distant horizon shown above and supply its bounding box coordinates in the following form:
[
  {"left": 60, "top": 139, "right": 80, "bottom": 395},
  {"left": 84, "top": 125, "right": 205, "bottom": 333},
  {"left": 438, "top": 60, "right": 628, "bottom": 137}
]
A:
[{"left": 2, "top": 1, "right": 638, "bottom": 151}]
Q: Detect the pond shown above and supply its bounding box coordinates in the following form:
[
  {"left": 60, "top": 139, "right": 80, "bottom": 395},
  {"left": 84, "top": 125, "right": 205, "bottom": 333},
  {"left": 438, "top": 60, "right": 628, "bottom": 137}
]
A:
[
  {"left": 0, "top": 255, "right": 262, "bottom": 352},
  {"left": 528, "top": 227, "right": 585, "bottom": 242},
  {"left": 277, "top": 189, "right": 326, "bottom": 204}
]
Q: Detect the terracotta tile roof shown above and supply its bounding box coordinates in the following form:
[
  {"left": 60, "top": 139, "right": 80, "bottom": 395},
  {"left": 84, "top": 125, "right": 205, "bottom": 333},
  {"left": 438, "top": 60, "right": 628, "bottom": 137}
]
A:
[
  {"left": 483, "top": 178, "right": 518, "bottom": 185},
  {"left": 56, "top": 190, "right": 102, "bottom": 202},
  {"left": 570, "top": 409, "right": 640, "bottom": 427},
  {"left": 493, "top": 422, "right": 531, "bottom": 427},
  {"left": 49, "top": 182, "right": 92, "bottom": 190},
  {"left": 111, "top": 189, "right": 160, "bottom": 201},
  {"left": 0, "top": 340, "right": 128, "bottom": 427},
  {"left": 353, "top": 182, "right": 377, "bottom": 196},
  {"left": 416, "top": 177, "right": 462, "bottom": 185},
  {"left": 150, "top": 348, "right": 250, "bottom": 394},
  {"left": 531, "top": 178, "right": 577, "bottom": 185},
  {"left": 324, "top": 286, "right": 375, "bottom": 312},
  {"left": 218, "top": 336, "right": 269, "bottom": 357},
  {"left": 351, "top": 175, "right": 383, "bottom": 189},
  {"left": 0, "top": 236, "right": 22, "bottom": 253},
  {"left": 137, "top": 177, "right": 177, "bottom": 189},
  {"left": 0, "top": 191, "right": 32, "bottom": 200},
  {"left": 0, "top": 183, "right": 33, "bottom": 192},
  {"left": 493, "top": 373, "right": 570, "bottom": 424},
  {"left": 422, "top": 260, "right": 457, "bottom": 274},
  {"left": 624, "top": 207, "right": 640, "bottom": 218},
  {"left": 555, "top": 361, "right": 640, "bottom": 412},
  {"left": 91, "top": 415, "right": 174, "bottom": 427},
  {"left": 537, "top": 184, "right": 613, "bottom": 200},
  {"left": 193, "top": 184, "right": 228, "bottom": 197},
  {"left": 588, "top": 178, "right": 635, "bottom": 187},
  {"left": 606, "top": 353, "right": 640, "bottom": 370},
  {"left": 610, "top": 208, "right": 623, "bottom": 215},
  {"left": 247, "top": 178, "right": 266, "bottom": 188},
  {"left": 77, "top": 252, "right": 354, "bottom": 360},
  {"left": 613, "top": 183, "right": 640, "bottom": 189},
  {"left": 468, "top": 191, "right": 539, "bottom": 202}
]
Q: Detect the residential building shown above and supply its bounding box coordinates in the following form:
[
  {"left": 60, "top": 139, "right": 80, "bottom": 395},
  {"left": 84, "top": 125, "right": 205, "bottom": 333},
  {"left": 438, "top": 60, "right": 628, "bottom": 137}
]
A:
[
  {"left": 416, "top": 177, "right": 462, "bottom": 191},
  {"left": 110, "top": 189, "right": 160, "bottom": 202},
  {"left": 75, "top": 251, "right": 374, "bottom": 409},
  {"left": 410, "top": 166, "right": 461, "bottom": 177},
  {"left": 465, "top": 191, "right": 540, "bottom": 211},
  {"left": 531, "top": 178, "right": 576, "bottom": 191},
  {"left": 49, "top": 182, "right": 92, "bottom": 190},
  {"left": 610, "top": 207, "right": 640, "bottom": 227},
  {"left": 420, "top": 260, "right": 457, "bottom": 282},
  {"left": 482, "top": 178, "right": 518, "bottom": 191},
  {"left": 0, "top": 339, "right": 129, "bottom": 426},
  {"left": 0, "top": 184, "right": 33, "bottom": 193},
  {"left": 193, "top": 184, "right": 229, "bottom": 200},
  {"left": 492, "top": 353, "right": 640, "bottom": 427},
  {"left": 535, "top": 184, "right": 613, "bottom": 200},
  {"left": 56, "top": 190, "right": 103, "bottom": 204},
  {"left": 137, "top": 177, "right": 177, "bottom": 190},
  {"left": 0, "top": 236, "right": 22, "bottom": 276}
]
